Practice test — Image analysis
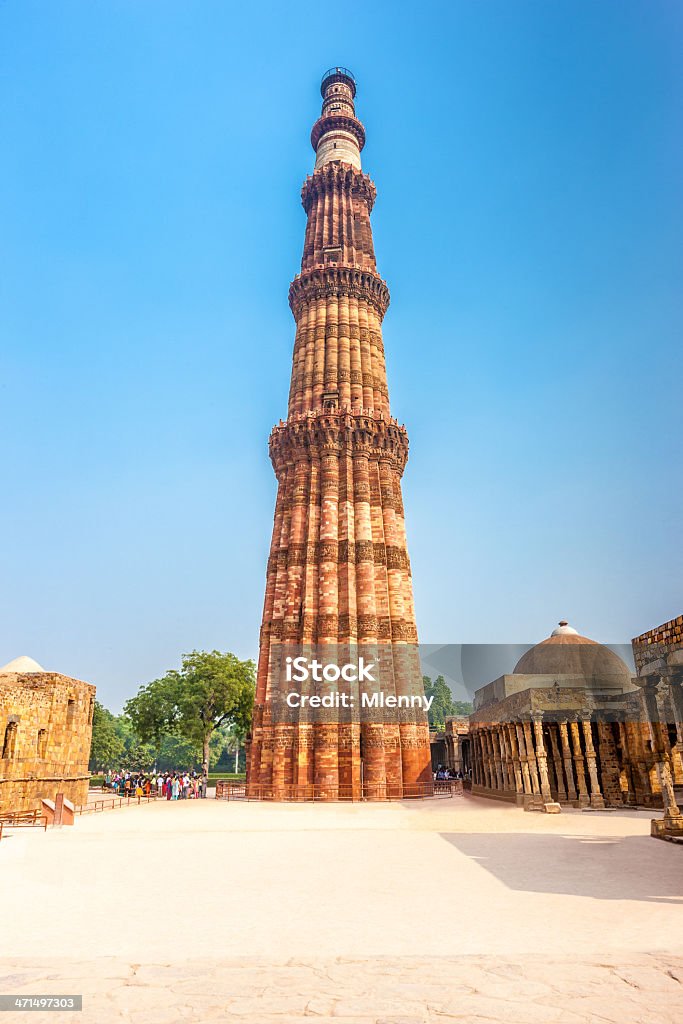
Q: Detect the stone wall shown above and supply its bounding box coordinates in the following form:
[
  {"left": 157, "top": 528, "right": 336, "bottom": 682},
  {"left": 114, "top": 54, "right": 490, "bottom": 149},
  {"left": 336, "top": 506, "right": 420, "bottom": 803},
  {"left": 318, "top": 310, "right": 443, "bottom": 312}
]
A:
[
  {"left": 0, "top": 671, "right": 95, "bottom": 813},
  {"left": 632, "top": 614, "right": 683, "bottom": 672}
]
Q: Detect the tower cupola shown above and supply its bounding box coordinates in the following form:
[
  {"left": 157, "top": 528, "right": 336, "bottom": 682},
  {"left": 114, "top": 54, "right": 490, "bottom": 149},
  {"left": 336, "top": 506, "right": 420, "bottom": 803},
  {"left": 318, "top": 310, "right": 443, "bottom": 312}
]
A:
[{"left": 311, "top": 66, "right": 365, "bottom": 170}]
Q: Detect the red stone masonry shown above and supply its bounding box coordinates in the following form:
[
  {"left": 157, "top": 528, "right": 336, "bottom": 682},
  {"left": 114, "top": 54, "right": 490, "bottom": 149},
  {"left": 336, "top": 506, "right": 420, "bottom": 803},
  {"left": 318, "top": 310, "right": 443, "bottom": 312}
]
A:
[
  {"left": 632, "top": 615, "right": 683, "bottom": 673},
  {"left": 247, "top": 69, "right": 432, "bottom": 800}
]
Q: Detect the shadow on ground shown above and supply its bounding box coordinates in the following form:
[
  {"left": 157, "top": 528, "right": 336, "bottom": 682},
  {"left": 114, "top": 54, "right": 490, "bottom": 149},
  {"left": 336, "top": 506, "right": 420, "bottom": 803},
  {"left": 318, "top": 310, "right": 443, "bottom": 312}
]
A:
[{"left": 441, "top": 831, "right": 683, "bottom": 904}]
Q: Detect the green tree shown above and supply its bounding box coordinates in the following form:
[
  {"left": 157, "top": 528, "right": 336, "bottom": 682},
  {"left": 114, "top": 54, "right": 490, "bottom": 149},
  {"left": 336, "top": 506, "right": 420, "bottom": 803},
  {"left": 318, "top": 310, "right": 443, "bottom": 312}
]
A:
[
  {"left": 422, "top": 675, "right": 473, "bottom": 729},
  {"left": 125, "top": 650, "right": 255, "bottom": 774},
  {"left": 113, "top": 716, "right": 156, "bottom": 771},
  {"left": 89, "top": 701, "right": 125, "bottom": 771},
  {"left": 157, "top": 733, "right": 201, "bottom": 772},
  {"left": 212, "top": 721, "right": 248, "bottom": 773},
  {"left": 124, "top": 676, "right": 180, "bottom": 760}
]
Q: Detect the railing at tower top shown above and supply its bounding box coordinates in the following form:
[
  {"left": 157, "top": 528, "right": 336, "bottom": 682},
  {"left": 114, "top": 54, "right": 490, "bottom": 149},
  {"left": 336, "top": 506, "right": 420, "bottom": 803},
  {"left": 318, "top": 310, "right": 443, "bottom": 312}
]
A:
[
  {"left": 321, "top": 67, "right": 356, "bottom": 89},
  {"left": 215, "top": 779, "right": 463, "bottom": 801}
]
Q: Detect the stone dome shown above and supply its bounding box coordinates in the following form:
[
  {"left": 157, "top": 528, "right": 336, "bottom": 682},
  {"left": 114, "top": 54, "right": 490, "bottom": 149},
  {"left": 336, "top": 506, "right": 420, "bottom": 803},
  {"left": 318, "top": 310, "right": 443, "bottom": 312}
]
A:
[
  {"left": 0, "top": 655, "right": 46, "bottom": 674},
  {"left": 513, "top": 623, "right": 632, "bottom": 688}
]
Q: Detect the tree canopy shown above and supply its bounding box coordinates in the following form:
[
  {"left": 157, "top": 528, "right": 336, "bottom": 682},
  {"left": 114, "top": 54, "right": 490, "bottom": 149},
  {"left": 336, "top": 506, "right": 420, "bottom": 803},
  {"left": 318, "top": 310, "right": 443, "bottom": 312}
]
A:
[
  {"left": 89, "top": 701, "right": 125, "bottom": 770},
  {"left": 422, "top": 675, "right": 473, "bottom": 729},
  {"left": 125, "top": 649, "right": 255, "bottom": 772}
]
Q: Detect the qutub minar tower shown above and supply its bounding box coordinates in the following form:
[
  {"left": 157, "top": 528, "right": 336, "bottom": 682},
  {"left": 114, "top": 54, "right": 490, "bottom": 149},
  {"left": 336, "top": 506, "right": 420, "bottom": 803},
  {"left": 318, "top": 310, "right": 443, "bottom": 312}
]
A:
[{"left": 247, "top": 68, "right": 432, "bottom": 800}]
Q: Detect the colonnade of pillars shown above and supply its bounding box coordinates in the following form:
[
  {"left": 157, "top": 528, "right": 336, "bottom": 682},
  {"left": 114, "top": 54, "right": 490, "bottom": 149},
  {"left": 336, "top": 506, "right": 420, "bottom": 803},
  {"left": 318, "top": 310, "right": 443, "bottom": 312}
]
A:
[
  {"left": 470, "top": 715, "right": 614, "bottom": 809},
  {"left": 471, "top": 709, "right": 683, "bottom": 811}
]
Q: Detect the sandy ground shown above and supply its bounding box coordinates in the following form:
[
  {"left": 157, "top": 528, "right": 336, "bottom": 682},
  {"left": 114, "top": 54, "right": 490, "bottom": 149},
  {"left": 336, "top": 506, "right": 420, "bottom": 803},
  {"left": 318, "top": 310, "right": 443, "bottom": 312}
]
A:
[{"left": 1, "top": 794, "right": 682, "bottom": 1022}]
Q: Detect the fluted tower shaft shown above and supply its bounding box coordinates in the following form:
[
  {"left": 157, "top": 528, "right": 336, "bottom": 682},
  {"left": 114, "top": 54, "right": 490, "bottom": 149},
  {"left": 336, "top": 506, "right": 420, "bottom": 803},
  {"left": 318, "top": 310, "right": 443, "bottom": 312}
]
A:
[{"left": 247, "top": 68, "right": 432, "bottom": 800}]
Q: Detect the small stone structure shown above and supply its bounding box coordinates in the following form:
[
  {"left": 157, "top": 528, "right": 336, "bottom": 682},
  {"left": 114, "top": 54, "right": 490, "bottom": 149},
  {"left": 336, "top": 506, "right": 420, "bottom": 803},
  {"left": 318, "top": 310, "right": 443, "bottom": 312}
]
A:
[{"left": 0, "top": 656, "right": 95, "bottom": 813}]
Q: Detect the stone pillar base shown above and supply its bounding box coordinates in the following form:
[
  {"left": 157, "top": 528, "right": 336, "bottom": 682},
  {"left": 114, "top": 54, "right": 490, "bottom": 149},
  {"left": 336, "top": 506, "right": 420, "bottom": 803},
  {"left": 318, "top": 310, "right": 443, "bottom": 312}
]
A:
[
  {"left": 590, "top": 794, "right": 606, "bottom": 810},
  {"left": 651, "top": 816, "right": 683, "bottom": 840},
  {"left": 543, "top": 801, "right": 562, "bottom": 814}
]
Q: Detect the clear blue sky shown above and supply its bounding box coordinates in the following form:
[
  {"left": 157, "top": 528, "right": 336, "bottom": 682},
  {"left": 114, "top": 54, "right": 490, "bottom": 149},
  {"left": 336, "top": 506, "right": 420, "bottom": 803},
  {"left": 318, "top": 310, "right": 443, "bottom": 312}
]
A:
[{"left": 1, "top": 1, "right": 681, "bottom": 711}]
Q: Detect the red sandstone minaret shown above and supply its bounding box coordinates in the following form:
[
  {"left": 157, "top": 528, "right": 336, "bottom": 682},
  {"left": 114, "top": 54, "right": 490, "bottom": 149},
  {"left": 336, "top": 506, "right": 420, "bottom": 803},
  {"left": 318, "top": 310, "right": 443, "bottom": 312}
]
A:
[{"left": 247, "top": 68, "right": 432, "bottom": 800}]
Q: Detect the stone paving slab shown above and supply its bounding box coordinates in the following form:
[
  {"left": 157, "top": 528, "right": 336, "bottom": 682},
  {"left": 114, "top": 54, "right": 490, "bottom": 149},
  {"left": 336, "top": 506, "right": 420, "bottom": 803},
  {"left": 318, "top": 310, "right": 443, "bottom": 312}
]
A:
[
  {"left": 3, "top": 799, "right": 682, "bottom": 962},
  {"left": 1, "top": 955, "right": 682, "bottom": 1024}
]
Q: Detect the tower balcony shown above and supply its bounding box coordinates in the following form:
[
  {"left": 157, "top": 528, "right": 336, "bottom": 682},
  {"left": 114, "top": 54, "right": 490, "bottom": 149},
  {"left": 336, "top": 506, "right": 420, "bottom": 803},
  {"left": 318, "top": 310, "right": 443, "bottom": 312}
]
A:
[{"left": 320, "top": 66, "right": 357, "bottom": 98}]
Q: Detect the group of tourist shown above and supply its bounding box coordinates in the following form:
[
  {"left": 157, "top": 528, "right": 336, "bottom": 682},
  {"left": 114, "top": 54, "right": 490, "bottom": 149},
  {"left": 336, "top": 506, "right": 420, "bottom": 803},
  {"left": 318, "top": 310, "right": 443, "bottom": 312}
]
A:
[
  {"left": 103, "top": 770, "right": 208, "bottom": 799},
  {"left": 433, "top": 765, "right": 468, "bottom": 781}
]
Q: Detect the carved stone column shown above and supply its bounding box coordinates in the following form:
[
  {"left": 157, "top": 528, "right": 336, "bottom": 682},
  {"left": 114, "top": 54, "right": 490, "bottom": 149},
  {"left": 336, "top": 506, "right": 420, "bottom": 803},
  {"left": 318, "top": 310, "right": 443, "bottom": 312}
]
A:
[
  {"left": 523, "top": 721, "right": 542, "bottom": 797},
  {"left": 559, "top": 720, "right": 578, "bottom": 802},
  {"left": 483, "top": 729, "right": 494, "bottom": 789},
  {"left": 640, "top": 679, "right": 681, "bottom": 823},
  {"left": 548, "top": 724, "right": 567, "bottom": 802},
  {"left": 515, "top": 723, "right": 533, "bottom": 796},
  {"left": 480, "top": 728, "right": 491, "bottom": 788},
  {"left": 506, "top": 723, "right": 524, "bottom": 798},
  {"left": 668, "top": 666, "right": 683, "bottom": 784},
  {"left": 492, "top": 728, "right": 504, "bottom": 790},
  {"left": 479, "top": 730, "right": 487, "bottom": 787},
  {"left": 471, "top": 730, "right": 479, "bottom": 785},
  {"left": 475, "top": 729, "right": 484, "bottom": 787},
  {"left": 569, "top": 715, "right": 590, "bottom": 807},
  {"left": 669, "top": 667, "right": 683, "bottom": 743},
  {"left": 498, "top": 726, "right": 511, "bottom": 792},
  {"left": 581, "top": 716, "right": 605, "bottom": 810},
  {"left": 531, "top": 713, "right": 553, "bottom": 802}
]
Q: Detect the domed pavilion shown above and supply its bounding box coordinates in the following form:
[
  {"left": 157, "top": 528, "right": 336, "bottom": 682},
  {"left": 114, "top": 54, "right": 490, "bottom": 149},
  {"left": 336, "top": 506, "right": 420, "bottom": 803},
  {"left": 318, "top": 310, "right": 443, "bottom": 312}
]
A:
[{"left": 467, "top": 622, "right": 650, "bottom": 811}]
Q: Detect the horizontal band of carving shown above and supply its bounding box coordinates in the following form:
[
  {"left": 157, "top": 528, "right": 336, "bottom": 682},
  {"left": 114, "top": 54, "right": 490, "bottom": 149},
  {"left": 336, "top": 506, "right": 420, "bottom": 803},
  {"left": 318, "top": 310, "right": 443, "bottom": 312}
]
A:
[
  {"left": 289, "top": 265, "right": 390, "bottom": 319},
  {"left": 278, "top": 488, "right": 404, "bottom": 514},
  {"left": 269, "top": 410, "right": 409, "bottom": 473},
  {"left": 295, "top": 371, "right": 388, "bottom": 396},
  {"left": 264, "top": 614, "right": 418, "bottom": 643},
  {"left": 267, "top": 542, "right": 411, "bottom": 573},
  {"left": 301, "top": 163, "right": 376, "bottom": 213},
  {"left": 310, "top": 113, "right": 366, "bottom": 152}
]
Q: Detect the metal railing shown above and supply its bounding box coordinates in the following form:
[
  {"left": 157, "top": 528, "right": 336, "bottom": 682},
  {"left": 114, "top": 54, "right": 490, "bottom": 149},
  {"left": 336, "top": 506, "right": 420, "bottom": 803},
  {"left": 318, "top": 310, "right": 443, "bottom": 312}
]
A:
[
  {"left": 75, "top": 792, "right": 164, "bottom": 815},
  {"left": 321, "top": 67, "right": 356, "bottom": 90},
  {"left": 216, "top": 779, "right": 457, "bottom": 801},
  {"left": 0, "top": 809, "right": 48, "bottom": 837}
]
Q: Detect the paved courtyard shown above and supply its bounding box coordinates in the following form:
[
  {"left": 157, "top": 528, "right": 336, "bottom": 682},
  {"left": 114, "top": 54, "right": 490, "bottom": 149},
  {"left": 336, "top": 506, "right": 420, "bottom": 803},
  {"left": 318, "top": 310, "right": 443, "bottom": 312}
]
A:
[{"left": 1, "top": 795, "right": 682, "bottom": 1022}]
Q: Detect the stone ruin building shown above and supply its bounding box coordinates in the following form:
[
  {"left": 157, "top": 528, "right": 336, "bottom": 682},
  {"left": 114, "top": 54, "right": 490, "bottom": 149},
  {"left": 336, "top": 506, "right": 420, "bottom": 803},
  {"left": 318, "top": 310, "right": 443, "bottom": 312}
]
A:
[
  {"left": 431, "top": 618, "right": 683, "bottom": 819},
  {"left": 0, "top": 655, "right": 95, "bottom": 813},
  {"left": 632, "top": 614, "right": 683, "bottom": 838}
]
